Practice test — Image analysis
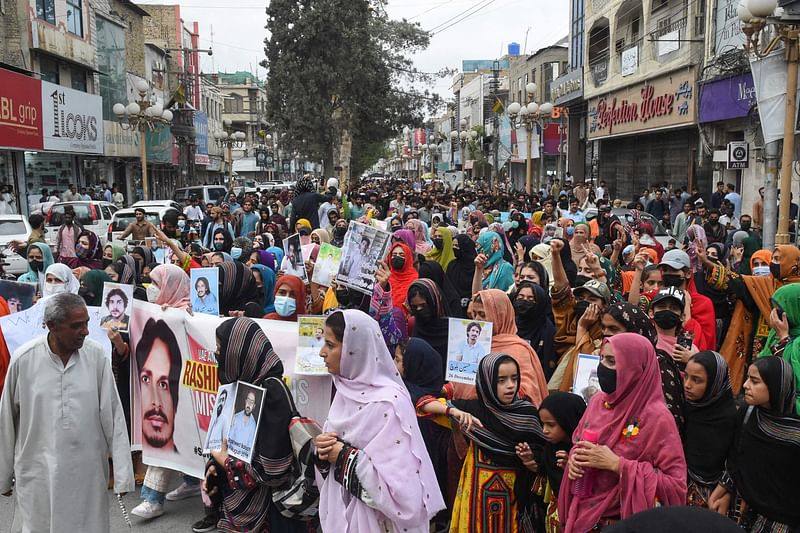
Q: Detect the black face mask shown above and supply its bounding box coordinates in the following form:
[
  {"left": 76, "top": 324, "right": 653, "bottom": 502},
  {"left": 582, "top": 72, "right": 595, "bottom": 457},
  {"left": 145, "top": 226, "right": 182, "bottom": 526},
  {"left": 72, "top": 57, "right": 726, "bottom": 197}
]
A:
[
  {"left": 28, "top": 259, "right": 44, "bottom": 273},
  {"left": 453, "top": 248, "right": 462, "bottom": 260},
  {"left": 574, "top": 275, "right": 592, "bottom": 288},
  {"left": 653, "top": 310, "right": 681, "bottom": 330},
  {"left": 102, "top": 258, "right": 113, "bottom": 269},
  {"left": 335, "top": 289, "right": 350, "bottom": 306},
  {"left": 514, "top": 299, "right": 535, "bottom": 318},
  {"left": 391, "top": 225, "right": 402, "bottom": 233},
  {"left": 432, "top": 238, "right": 444, "bottom": 250},
  {"left": 574, "top": 300, "right": 591, "bottom": 321},
  {"left": 662, "top": 274, "right": 684, "bottom": 288},
  {"left": 391, "top": 256, "right": 406, "bottom": 270},
  {"left": 412, "top": 307, "right": 433, "bottom": 321},
  {"left": 740, "top": 221, "right": 751, "bottom": 231},
  {"left": 770, "top": 262, "right": 782, "bottom": 280},
  {"left": 334, "top": 227, "right": 347, "bottom": 238},
  {"left": 597, "top": 362, "right": 617, "bottom": 394},
  {"left": 78, "top": 287, "right": 94, "bottom": 305}
]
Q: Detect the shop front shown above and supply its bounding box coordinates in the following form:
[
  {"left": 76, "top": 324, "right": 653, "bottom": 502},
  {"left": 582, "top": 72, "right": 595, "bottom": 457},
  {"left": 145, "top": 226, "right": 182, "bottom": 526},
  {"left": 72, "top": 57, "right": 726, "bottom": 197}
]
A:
[
  {"left": 551, "top": 68, "right": 586, "bottom": 183},
  {"left": 586, "top": 67, "right": 709, "bottom": 201}
]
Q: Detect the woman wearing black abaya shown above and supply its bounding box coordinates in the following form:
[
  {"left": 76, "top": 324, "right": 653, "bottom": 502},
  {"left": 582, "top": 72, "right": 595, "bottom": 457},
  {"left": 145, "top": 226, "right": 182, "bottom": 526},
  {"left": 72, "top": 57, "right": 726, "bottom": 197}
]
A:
[
  {"left": 446, "top": 234, "right": 477, "bottom": 317},
  {"left": 217, "top": 261, "right": 258, "bottom": 316},
  {"left": 683, "top": 351, "right": 738, "bottom": 509},
  {"left": 407, "top": 278, "right": 452, "bottom": 374},
  {"left": 513, "top": 281, "right": 557, "bottom": 380},
  {"left": 709, "top": 357, "right": 800, "bottom": 530},
  {"left": 420, "top": 259, "right": 465, "bottom": 318}
]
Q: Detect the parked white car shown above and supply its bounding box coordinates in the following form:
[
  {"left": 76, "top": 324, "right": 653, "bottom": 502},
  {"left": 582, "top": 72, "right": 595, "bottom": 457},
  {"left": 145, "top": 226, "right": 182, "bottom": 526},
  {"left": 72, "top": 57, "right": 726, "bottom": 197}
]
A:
[
  {"left": 0, "top": 215, "right": 33, "bottom": 275},
  {"left": 108, "top": 205, "right": 181, "bottom": 242},
  {"left": 45, "top": 201, "right": 118, "bottom": 247}
]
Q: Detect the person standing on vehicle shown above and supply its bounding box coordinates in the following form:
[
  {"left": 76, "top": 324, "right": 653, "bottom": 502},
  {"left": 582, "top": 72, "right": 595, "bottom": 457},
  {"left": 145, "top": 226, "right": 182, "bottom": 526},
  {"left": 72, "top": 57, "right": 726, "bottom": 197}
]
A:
[
  {"left": 183, "top": 196, "right": 204, "bottom": 223},
  {"left": 119, "top": 208, "right": 156, "bottom": 241},
  {"left": 55, "top": 207, "right": 84, "bottom": 262}
]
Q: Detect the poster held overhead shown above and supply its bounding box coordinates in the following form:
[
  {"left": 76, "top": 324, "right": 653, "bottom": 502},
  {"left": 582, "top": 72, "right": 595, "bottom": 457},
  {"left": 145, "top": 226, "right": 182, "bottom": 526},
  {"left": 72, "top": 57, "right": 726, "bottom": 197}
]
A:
[
  {"left": 335, "top": 221, "right": 390, "bottom": 294},
  {"left": 446, "top": 318, "right": 494, "bottom": 384}
]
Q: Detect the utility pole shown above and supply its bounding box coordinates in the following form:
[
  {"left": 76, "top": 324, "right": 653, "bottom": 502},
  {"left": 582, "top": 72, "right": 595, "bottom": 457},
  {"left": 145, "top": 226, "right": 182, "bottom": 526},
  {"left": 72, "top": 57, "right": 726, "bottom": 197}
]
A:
[{"left": 764, "top": 140, "right": 779, "bottom": 249}]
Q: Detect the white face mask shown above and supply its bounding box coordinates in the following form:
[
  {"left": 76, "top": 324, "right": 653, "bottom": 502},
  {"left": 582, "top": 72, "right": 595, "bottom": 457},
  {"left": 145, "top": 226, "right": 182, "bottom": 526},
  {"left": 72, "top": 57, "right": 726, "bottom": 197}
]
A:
[
  {"left": 752, "top": 265, "right": 771, "bottom": 277},
  {"left": 146, "top": 284, "right": 161, "bottom": 304},
  {"left": 43, "top": 282, "right": 66, "bottom": 297}
]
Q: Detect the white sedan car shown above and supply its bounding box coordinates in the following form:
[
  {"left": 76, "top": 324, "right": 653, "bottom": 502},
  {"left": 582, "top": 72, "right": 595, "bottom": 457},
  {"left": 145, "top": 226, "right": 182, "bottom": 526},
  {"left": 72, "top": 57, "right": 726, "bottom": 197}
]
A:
[{"left": 0, "top": 215, "right": 33, "bottom": 276}]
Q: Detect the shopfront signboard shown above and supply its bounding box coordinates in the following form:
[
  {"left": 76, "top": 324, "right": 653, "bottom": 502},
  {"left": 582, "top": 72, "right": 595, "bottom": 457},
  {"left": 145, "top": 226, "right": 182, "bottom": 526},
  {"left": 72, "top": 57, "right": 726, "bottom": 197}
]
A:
[
  {"left": 41, "top": 81, "right": 104, "bottom": 154},
  {"left": 698, "top": 73, "right": 756, "bottom": 123},
  {"left": 0, "top": 68, "right": 44, "bottom": 150}
]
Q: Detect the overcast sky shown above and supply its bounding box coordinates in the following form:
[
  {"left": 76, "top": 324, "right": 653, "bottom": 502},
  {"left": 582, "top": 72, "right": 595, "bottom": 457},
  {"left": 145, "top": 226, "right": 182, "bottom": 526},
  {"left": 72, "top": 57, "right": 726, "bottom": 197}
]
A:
[{"left": 136, "top": 0, "right": 570, "bottom": 101}]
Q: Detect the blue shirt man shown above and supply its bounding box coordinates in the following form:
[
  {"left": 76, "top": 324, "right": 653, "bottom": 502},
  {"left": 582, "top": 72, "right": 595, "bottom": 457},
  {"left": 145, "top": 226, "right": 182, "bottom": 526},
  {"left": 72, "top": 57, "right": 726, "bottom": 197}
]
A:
[{"left": 228, "top": 390, "right": 258, "bottom": 456}]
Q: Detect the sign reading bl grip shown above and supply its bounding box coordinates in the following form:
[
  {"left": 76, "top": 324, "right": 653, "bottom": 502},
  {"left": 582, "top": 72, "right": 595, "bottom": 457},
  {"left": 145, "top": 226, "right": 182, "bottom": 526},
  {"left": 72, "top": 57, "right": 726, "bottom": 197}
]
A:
[
  {"left": 0, "top": 68, "right": 44, "bottom": 150},
  {"left": 727, "top": 141, "right": 749, "bottom": 169}
]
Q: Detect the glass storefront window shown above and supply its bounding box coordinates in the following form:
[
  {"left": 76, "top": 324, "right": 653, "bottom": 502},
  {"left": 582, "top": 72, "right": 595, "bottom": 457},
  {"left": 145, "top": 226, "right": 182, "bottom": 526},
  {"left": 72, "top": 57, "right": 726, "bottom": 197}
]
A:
[
  {"left": 24, "top": 152, "right": 76, "bottom": 197},
  {"left": 96, "top": 16, "right": 127, "bottom": 120}
]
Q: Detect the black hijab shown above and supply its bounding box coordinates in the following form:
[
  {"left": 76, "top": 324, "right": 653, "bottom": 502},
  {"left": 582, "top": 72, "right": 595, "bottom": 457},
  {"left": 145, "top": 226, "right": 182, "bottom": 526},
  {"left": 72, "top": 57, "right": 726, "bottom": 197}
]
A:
[
  {"left": 513, "top": 281, "right": 557, "bottom": 379},
  {"left": 605, "top": 506, "right": 744, "bottom": 533},
  {"left": 419, "top": 260, "right": 465, "bottom": 318},
  {"left": 446, "top": 234, "right": 477, "bottom": 306},
  {"left": 401, "top": 338, "right": 445, "bottom": 404},
  {"left": 408, "top": 278, "right": 451, "bottom": 374},
  {"left": 683, "top": 351, "right": 737, "bottom": 484},
  {"left": 218, "top": 261, "right": 257, "bottom": 315},
  {"left": 536, "top": 392, "right": 586, "bottom": 494},
  {"left": 555, "top": 238, "right": 578, "bottom": 286}
]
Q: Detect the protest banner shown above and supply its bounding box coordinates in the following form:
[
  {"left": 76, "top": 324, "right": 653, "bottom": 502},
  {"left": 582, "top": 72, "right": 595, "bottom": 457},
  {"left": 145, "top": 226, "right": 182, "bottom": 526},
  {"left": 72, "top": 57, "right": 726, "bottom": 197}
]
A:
[
  {"left": 130, "top": 301, "right": 333, "bottom": 478},
  {"left": 336, "top": 221, "right": 390, "bottom": 294},
  {"left": 446, "top": 318, "right": 493, "bottom": 385},
  {"left": 3, "top": 300, "right": 111, "bottom": 360}
]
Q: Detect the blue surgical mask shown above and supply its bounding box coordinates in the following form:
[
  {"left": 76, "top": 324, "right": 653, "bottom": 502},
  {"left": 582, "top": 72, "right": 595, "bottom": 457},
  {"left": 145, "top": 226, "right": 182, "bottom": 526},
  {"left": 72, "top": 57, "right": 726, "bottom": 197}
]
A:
[
  {"left": 274, "top": 295, "right": 296, "bottom": 317},
  {"left": 231, "top": 247, "right": 242, "bottom": 260},
  {"left": 753, "top": 265, "right": 771, "bottom": 277},
  {"left": 566, "top": 226, "right": 575, "bottom": 236}
]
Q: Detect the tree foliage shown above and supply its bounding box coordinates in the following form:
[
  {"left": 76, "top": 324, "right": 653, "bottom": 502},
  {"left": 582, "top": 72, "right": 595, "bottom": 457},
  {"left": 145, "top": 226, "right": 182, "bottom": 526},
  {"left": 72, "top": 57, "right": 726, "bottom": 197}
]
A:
[{"left": 263, "top": 0, "right": 445, "bottom": 176}]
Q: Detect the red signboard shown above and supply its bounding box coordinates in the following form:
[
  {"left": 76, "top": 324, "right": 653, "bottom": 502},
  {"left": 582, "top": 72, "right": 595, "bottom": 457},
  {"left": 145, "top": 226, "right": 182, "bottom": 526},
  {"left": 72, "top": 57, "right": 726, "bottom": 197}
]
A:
[{"left": 0, "top": 68, "right": 43, "bottom": 150}]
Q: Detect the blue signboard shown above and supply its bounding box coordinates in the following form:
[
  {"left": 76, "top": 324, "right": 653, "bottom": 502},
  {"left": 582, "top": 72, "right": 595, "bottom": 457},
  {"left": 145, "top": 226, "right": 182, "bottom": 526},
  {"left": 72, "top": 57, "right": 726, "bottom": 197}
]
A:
[{"left": 194, "top": 111, "right": 209, "bottom": 156}]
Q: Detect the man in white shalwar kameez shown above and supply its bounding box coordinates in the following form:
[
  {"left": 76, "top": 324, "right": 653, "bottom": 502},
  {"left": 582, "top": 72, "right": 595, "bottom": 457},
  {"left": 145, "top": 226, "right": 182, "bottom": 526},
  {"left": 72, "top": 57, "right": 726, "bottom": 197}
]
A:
[{"left": 0, "top": 292, "right": 134, "bottom": 533}]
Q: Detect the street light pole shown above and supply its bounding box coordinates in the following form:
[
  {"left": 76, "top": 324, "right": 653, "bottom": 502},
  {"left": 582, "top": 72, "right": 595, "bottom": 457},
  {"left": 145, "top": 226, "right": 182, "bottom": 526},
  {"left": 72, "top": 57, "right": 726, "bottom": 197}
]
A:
[
  {"left": 213, "top": 119, "right": 246, "bottom": 192},
  {"left": 507, "top": 83, "right": 553, "bottom": 195}
]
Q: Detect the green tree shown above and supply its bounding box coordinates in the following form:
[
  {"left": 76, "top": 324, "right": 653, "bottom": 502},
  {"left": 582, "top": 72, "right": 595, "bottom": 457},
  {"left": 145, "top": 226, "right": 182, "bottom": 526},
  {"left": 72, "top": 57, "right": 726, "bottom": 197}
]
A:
[{"left": 263, "top": 0, "right": 443, "bottom": 179}]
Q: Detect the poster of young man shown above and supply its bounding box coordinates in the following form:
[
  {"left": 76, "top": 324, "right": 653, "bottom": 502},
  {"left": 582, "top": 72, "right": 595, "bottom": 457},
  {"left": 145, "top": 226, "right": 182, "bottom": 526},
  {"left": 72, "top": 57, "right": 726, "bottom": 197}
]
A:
[
  {"left": 191, "top": 267, "right": 220, "bottom": 316},
  {"left": 446, "top": 318, "right": 494, "bottom": 384},
  {"left": 573, "top": 353, "right": 601, "bottom": 404},
  {"left": 226, "top": 382, "right": 265, "bottom": 464},
  {"left": 311, "top": 243, "right": 342, "bottom": 287},
  {"left": 204, "top": 383, "right": 237, "bottom": 453},
  {"left": 335, "top": 221, "right": 390, "bottom": 294},
  {"left": 281, "top": 233, "right": 308, "bottom": 283},
  {"left": 294, "top": 316, "right": 328, "bottom": 375},
  {"left": 0, "top": 280, "right": 36, "bottom": 313},
  {"left": 100, "top": 282, "right": 134, "bottom": 333},
  {"left": 130, "top": 303, "right": 207, "bottom": 478}
]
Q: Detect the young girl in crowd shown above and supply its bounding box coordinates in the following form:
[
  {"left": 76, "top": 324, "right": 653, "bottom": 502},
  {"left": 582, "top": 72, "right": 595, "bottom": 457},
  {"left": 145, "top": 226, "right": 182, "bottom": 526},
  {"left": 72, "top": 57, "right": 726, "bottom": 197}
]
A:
[{"left": 417, "top": 353, "right": 547, "bottom": 532}]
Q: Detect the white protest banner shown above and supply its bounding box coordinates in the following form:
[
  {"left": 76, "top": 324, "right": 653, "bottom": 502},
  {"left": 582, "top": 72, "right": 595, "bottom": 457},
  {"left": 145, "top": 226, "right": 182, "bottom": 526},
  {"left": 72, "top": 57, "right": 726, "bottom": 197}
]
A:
[{"left": 3, "top": 300, "right": 112, "bottom": 360}]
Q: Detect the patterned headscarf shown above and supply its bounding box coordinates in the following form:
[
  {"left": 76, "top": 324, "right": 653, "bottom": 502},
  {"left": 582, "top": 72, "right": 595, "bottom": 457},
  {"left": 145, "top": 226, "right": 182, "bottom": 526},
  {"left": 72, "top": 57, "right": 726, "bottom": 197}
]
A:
[
  {"left": 294, "top": 176, "right": 316, "bottom": 195},
  {"left": 218, "top": 261, "right": 257, "bottom": 315}
]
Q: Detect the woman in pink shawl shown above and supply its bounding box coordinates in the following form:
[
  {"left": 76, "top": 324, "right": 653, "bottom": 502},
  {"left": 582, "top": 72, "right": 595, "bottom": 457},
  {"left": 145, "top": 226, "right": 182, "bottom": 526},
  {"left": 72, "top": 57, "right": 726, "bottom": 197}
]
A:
[
  {"left": 406, "top": 219, "right": 432, "bottom": 255},
  {"left": 559, "top": 333, "right": 686, "bottom": 532},
  {"left": 314, "top": 309, "right": 445, "bottom": 533},
  {"left": 150, "top": 263, "right": 191, "bottom": 310}
]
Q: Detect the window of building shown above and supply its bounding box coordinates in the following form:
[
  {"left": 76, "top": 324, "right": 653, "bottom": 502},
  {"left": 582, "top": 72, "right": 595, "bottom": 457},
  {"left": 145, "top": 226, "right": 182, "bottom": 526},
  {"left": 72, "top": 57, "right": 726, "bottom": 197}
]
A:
[
  {"left": 96, "top": 16, "right": 127, "bottom": 119},
  {"left": 66, "top": 0, "right": 83, "bottom": 36},
  {"left": 39, "top": 56, "right": 59, "bottom": 84},
  {"left": 71, "top": 67, "right": 87, "bottom": 92},
  {"left": 571, "top": 0, "right": 585, "bottom": 69},
  {"left": 36, "top": 0, "right": 55, "bottom": 24},
  {"left": 225, "top": 94, "right": 244, "bottom": 113}
]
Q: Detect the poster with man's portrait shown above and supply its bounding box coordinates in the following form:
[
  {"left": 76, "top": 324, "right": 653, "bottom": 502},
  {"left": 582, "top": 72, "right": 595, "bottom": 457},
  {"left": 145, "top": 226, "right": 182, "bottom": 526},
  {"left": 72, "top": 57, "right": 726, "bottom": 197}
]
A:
[
  {"left": 446, "top": 318, "right": 493, "bottom": 384},
  {"left": 100, "top": 282, "right": 134, "bottom": 333},
  {"left": 191, "top": 267, "right": 220, "bottom": 316},
  {"left": 204, "top": 383, "right": 237, "bottom": 453},
  {"left": 227, "top": 381, "right": 265, "bottom": 464},
  {"left": 281, "top": 233, "right": 308, "bottom": 283},
  {"left": 311, "top": 243, "right": 342, "bottom": 287},
  {"left": 145, "top": 237, "right": 166, "bottom": 264},
  {"left": 335, "top": 221, "right": 390, "bottom": 294},
  {"left": 0, "top": 280, "right": 36, "bottom": 313},
  {"left": 295, "top": 315, "right": 328, "bottom": 375},
  {"left": 574, "top": 353, "right": 601, "bottom": 404}
]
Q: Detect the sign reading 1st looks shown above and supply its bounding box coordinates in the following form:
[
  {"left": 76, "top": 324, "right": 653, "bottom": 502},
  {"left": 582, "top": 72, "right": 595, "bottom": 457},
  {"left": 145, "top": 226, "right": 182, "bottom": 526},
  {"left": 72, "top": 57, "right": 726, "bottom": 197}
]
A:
[{"left": 41, "top": 81, "right": 104, "bottom": 155}]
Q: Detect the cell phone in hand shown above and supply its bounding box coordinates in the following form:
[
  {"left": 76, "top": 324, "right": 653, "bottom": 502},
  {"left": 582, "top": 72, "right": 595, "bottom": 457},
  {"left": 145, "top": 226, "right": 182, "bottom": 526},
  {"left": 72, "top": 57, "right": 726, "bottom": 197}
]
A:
[
  {"left": 677, "top": 331, "right": 694, "bottom": 350},
  {"left": 771, "top": 297, "right": 785, "bottom": 321}
]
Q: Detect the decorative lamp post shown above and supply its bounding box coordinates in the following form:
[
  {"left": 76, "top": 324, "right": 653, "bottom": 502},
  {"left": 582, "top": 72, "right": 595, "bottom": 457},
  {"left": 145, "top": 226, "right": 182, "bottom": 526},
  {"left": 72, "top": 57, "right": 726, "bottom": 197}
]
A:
[
  {"left": 213, "top": 119, "right": 246, "bottom": 191},
  {"left": 738, "top": 0, "right": 794, "bottom": 244},
  {"left": 113, "top": 79, "right": 173, "bottom": 201},
  {"left": 508, "top": 82, "right": 553, "bottom": 194}
]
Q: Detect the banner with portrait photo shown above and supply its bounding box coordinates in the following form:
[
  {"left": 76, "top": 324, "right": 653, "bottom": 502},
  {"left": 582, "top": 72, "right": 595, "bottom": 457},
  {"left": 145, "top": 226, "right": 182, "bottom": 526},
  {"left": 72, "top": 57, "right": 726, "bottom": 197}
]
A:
[
  {"left": 129, "top": 301, "right": 333, "bottom": 478},
  {"left": 100, "top": 282, "right": 134, "bottom": 333},
  {"left": 335, "top": 221, "right": 391, "bottom": 294},
  {"left": 0, "top": 280, "right": 36, "bottom": 313},
  {"left": 446, "top": 318, "right": 493, "bottom": 385}
]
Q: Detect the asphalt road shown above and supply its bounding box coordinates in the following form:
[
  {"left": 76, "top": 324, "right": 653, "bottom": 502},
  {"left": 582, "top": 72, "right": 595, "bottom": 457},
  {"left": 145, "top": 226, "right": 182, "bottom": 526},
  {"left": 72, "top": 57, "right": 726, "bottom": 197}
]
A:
[{"left": 0, "top": 480, "right": 208, "bottom": 533}]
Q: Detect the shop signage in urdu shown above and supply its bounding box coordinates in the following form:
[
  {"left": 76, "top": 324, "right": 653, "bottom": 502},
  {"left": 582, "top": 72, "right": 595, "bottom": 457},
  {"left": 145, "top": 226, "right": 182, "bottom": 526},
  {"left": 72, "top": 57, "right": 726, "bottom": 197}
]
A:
[{"left": 0, "top": 68, "right": 44, "bottom": 150}]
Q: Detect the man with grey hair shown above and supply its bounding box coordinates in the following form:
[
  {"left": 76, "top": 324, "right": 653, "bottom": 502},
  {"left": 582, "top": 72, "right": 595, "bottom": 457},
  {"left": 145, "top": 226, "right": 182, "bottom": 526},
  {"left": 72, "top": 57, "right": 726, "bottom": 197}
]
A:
[{"left": 0, "top": 293, "right": 133, "bottom": 532}]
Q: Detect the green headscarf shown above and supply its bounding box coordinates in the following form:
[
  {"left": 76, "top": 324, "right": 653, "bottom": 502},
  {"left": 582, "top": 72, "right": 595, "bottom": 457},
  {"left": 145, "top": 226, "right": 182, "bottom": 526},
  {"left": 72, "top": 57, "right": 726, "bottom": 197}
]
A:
[
  {"left": 759, "top": 283, "right": 800, "bottom": 412},
  {"left": 425, "top": 227, "right": 456, "bottom": 271},
  {"left": 17, "top": 241, "right": 55, "bottom": 291},
  {"left": 105, "top": 241, "right": 126, "bottom": 263},
  {"left": 80, "top": 269, "right": 111, "bottom": 307}
]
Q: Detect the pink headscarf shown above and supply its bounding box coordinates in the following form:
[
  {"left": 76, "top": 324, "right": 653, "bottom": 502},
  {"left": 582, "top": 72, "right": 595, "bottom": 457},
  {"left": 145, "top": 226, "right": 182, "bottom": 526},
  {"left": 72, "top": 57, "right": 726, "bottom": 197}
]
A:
[
  {"left": 151, "top": 263, "right": 191, "bottom": 310},
  {"left": 392, "top": 229, "right": 417, "bottom": 255},
  {"left": 686, "top": 224, "right": 707, "bottom": 273},
  {"left": 558, "top": 333, "right": 687, "bottom": 532},
  {"left": 317, "top": 310, "right": 444, "bottom": 533},
  {"left": 406, "top": 219, "right": 432, "bottom": 255}
]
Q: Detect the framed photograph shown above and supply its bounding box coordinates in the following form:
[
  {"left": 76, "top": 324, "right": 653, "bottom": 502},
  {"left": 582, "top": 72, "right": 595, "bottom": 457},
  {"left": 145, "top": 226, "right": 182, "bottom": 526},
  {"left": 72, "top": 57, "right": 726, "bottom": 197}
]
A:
[
  {"left": 191, "top": 268, "right": 220, "bottom": 316},
  {"left": 294, "top": 315, "right": 328, "bottom": 375},
  {"left": 204, "top": 383, "right": 237, "bottom": 453},
  {"left": 227, "top": 381, "right": 265, "bottom": 464},
  {"left": 99, "top": 282, "right": 134, "bottom": 333},
  {"left": 311, "top": 243, "right": 342, "bottom": 287},
  {"left": 573, "top": 353, "right": 601, "bottom": 404},
  {"left": 446, "top": 318, "right": 494, "bottom": 385},
  {"left": 281, "top": 233, "right": 308, "bottom": 283},
  {"left": 0, "top": 280, "right": 36, "bottom": 313},
  {"left": 335, "top": 221, "right": 391, "bottom": 294}
]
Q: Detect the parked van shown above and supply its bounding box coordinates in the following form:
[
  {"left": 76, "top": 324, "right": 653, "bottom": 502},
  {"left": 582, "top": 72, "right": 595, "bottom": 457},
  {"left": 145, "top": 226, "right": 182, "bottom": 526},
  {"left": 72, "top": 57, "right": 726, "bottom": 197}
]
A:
[{"left": 172, "top": 186, "right": 227, "bottom": 206}]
